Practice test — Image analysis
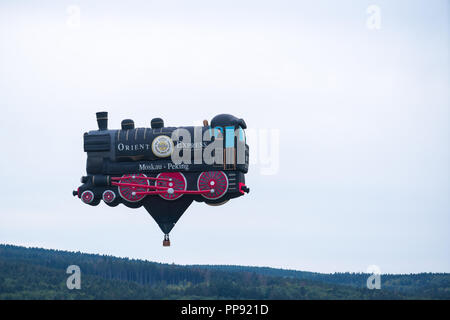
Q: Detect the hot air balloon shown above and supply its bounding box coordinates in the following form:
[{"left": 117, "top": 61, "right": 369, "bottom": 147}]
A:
[{"left": 73, "top": 112, "right": 249, "bottom": 246}]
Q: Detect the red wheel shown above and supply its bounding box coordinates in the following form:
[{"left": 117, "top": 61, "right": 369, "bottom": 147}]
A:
[
  {"left": 118, "top": 174, "right": 149, "bottom": 202},
  {"left": 197, "top": 171, "right": 228, "bottom": 200},
  {"left": 102, "top": 190, "right": 116, "bottom": 203},
  {"left": 81, "top": 190, "right": 94, "bottom": 204},
  {"left": 156, "top": 172, "right": 187, "bottom": 200}
]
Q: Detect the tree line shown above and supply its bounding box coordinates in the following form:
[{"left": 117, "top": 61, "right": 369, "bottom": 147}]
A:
[{"left": 0, "top": 244, "right": 449, "bottom": 299}]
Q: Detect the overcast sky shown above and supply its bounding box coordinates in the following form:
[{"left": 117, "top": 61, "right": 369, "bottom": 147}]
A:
[{"left": 0, "top": 0, "right": 448, "bottom": 274}]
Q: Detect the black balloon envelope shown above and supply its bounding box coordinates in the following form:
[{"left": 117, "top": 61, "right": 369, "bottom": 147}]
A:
[{"left": 73, "top": 112, "right": 250, "bottom": 246}]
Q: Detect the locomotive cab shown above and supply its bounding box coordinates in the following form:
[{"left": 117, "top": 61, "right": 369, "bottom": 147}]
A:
[{"left": 210, "top": 114, "right": 249, "bottom": 174}]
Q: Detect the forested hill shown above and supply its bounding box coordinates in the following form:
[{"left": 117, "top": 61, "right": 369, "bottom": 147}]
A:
[
  {"left": 0, "top": 244, "right": 449, "bottom": 300},
  {"left": 190, "top": 265, "right": 450, "bottom": 298}
]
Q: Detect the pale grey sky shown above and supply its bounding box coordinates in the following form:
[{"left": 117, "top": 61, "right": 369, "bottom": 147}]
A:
[{"left": 0, "top": 0, "right": 448, "bottom": 273}]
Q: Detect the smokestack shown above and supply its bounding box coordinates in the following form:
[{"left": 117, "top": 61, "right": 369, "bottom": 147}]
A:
[{"left": 96, "top": 111, "right": 108, "bottom": 131}]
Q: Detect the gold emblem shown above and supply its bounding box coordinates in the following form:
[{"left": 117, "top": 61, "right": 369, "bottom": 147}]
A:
[{"left": 152, "top": 135, "right": 174, "bottom": 157}]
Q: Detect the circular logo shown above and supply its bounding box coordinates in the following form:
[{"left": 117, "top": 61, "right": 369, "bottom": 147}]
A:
[{"left": 152, "top": 135, "right": 174, "bottom": 157}]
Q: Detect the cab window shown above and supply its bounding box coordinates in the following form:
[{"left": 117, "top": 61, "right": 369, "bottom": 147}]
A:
[{"left": 225, "top": 126, "right": 235, "bottom": 148}]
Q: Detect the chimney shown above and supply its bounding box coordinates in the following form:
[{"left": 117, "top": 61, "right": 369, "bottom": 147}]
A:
[{"left": 96, "top": 111, "right": 108, "bottom": 131}]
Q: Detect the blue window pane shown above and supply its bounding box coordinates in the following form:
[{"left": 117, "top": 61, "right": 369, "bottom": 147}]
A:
[{"left": 225, "top": 126, "right": 235, "bottom": 148}]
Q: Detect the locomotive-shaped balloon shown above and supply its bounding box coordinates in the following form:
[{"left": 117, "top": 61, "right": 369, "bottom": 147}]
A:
[{"left": 73, "top": 112, "right": 249, "bottom": 246}]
